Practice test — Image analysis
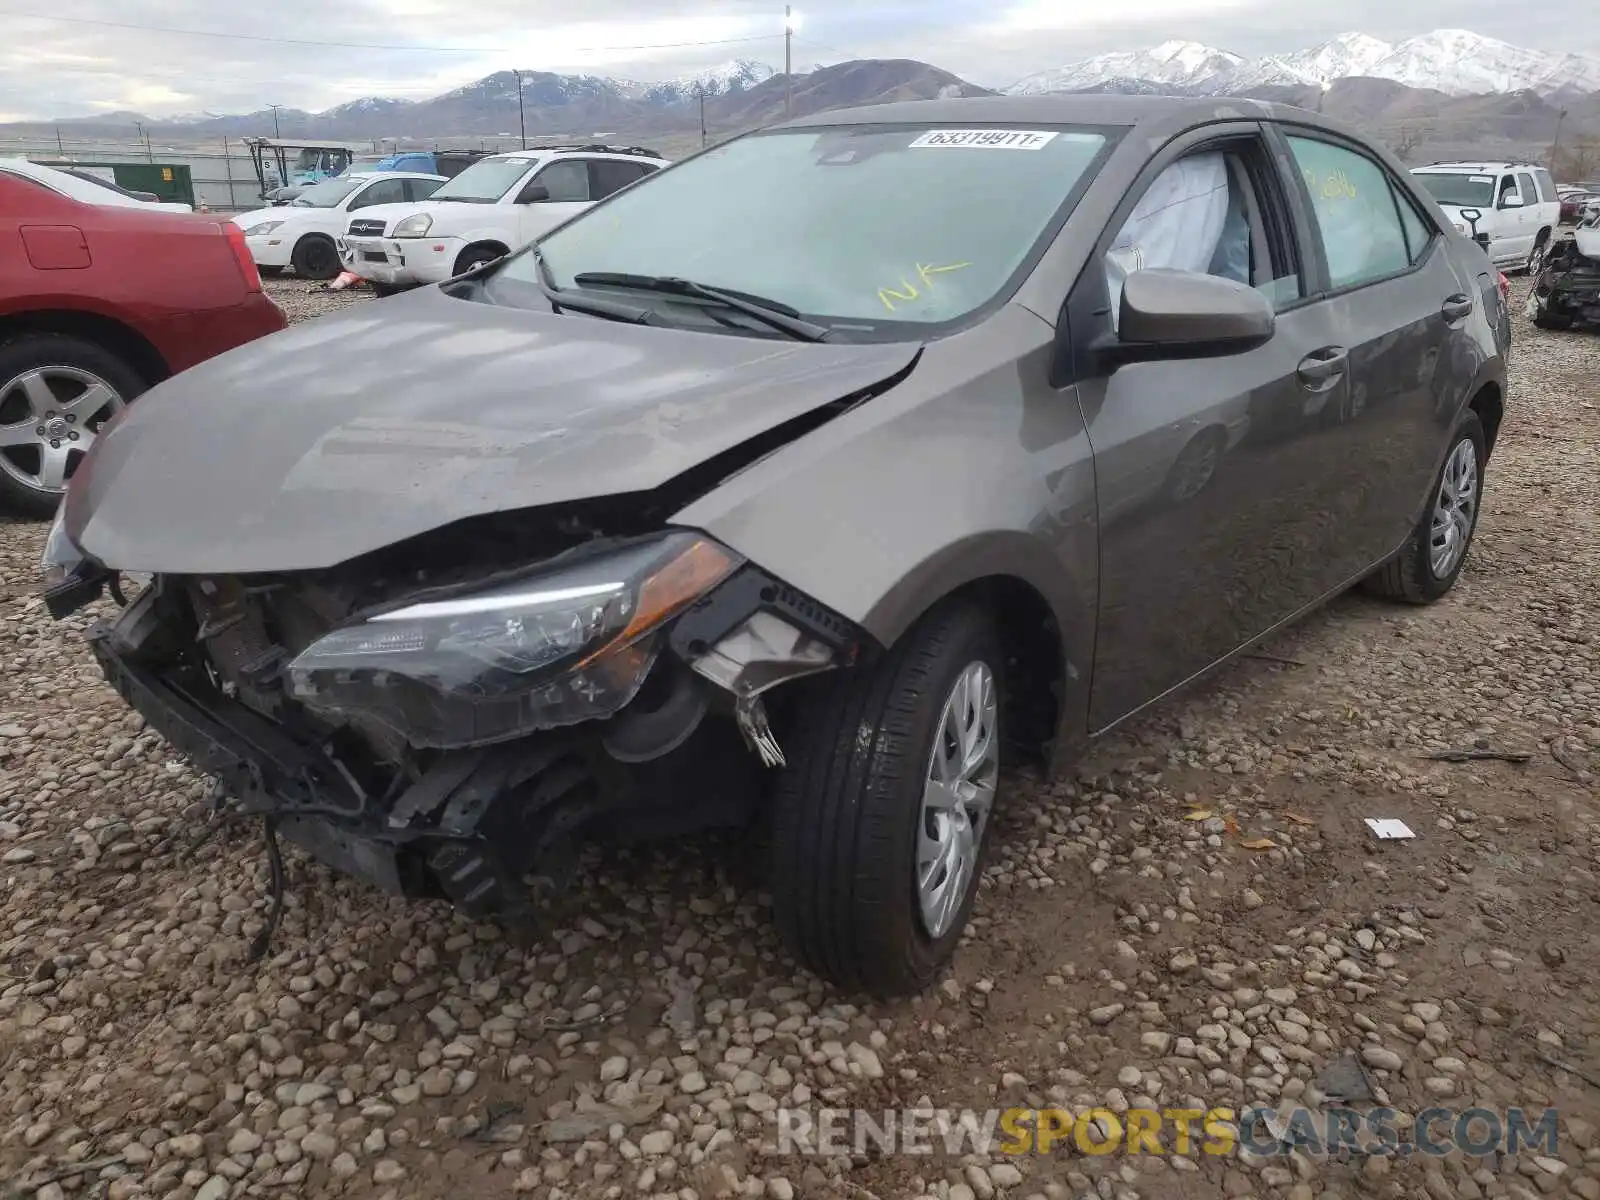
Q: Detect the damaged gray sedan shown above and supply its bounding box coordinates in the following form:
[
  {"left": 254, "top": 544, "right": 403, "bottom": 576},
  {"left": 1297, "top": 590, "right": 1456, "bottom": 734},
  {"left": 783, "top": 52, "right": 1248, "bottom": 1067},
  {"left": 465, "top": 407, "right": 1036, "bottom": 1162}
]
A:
[{"left": 42, "top": 96, "right": 1508, "bottom": 995}]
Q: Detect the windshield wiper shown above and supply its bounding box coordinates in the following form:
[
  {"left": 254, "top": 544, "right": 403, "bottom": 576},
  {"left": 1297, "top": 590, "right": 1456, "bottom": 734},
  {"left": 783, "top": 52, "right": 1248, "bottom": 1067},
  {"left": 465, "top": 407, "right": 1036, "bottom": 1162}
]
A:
[
  {"left": 571, "top": 272, "right": 832, "bottom": 342},
  {"left": 529, "top": 246, "right": 656, "bottom": 326}
]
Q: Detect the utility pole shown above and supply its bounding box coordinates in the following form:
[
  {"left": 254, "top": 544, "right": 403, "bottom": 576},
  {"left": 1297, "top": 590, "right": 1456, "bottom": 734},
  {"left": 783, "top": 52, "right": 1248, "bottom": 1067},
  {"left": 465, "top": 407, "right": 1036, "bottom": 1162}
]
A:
[
  {"left": 266, "top": 104, "right": 283, "bottom": 137},
  {"left": 1550, "top": 108, "right": 1568, "bottom": 174},
  {"left": 784, "top": 6, "right": 794, "bottom": 118},
  {"left": 695, "top": 84, "right": 707, "bottom": 148},
  {"left": 54, "top": 126, "right": 63, "bottom": 155},
  {"left": 513, "top": 70, "right": 527, "bottom": 149}
]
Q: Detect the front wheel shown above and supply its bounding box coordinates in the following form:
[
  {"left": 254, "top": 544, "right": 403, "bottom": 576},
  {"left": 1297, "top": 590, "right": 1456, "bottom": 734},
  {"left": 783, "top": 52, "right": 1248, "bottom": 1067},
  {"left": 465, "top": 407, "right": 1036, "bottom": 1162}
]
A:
[
  {"left": 770, "top": 601, "right": 1003, "bottom": 996},
  {"left": 1362, "top": 411, "right": 1485, "bottom": 604},
  {"left": 453, "top": 245, "right": 505, "bottom": 277},
  {"left": 291, "top": 235, "right": 340, "bottom": 281}
]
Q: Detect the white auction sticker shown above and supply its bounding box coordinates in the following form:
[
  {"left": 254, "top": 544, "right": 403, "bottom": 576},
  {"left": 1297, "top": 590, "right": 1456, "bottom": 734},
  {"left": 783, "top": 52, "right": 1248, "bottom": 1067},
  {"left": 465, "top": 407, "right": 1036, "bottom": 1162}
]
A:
[{"left": 908, "top": 129, "right": 1059, "bottom": 150}]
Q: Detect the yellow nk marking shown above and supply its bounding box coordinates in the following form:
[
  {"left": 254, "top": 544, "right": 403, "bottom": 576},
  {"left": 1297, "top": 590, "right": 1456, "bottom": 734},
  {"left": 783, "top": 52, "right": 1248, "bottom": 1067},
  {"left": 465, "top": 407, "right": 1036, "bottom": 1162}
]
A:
[{"left": 878, "top": 261, "right": 974, "bottom": 312}]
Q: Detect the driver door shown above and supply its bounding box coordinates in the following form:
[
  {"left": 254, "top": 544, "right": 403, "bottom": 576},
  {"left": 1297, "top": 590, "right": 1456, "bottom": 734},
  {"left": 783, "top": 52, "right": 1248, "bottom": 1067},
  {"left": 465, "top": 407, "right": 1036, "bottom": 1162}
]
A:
[{"left": 513, "top": 159, "right": 591, "bottom": 248}]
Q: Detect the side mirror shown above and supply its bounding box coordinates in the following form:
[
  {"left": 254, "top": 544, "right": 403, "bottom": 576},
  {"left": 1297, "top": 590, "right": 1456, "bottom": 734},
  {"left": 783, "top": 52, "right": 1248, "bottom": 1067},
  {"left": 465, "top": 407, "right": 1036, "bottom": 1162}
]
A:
[
  {"left": 1499, "top": 191, "right": 1523, "bottom": 209},
  {"left": 1105, "top": 269, "right": 1275, "bottom": 365},
  {"left": 518, "top": 183, "right": 550, "bottom": 204}
]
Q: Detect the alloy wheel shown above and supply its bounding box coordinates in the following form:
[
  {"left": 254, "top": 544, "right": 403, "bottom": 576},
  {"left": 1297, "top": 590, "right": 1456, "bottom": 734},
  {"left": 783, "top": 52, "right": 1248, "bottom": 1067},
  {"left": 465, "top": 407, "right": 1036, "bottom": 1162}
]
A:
[
  {"left": 1429, "top": 437, "right": 1479, "bottom": 579},
  {"left": 0, "top": 366, "right": 123, "bottom": 497},
  {"left": 917, "top": 660, "right": 999, "bottom": 938}
]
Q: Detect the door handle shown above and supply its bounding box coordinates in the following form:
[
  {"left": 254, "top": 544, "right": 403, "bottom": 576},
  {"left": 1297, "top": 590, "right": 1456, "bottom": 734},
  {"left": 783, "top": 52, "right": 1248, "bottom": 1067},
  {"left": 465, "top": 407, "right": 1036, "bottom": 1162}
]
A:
[
  {"left": 1296, "top": 346, "right": 1348, "bottom": 387},
  {"left": 1441, "top": 293, "right": 1474, "bottom": 320}
]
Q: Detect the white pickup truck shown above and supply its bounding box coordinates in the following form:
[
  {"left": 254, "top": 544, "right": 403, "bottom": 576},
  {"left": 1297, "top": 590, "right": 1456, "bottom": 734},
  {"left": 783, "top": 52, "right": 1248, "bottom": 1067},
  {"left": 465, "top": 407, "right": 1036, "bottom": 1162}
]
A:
[
  {"left": 1410, "top": 162, "right": 1562, "bottom": 273},
  {"left": 339, "top": 144, "right": 669, "bottom": 291}
]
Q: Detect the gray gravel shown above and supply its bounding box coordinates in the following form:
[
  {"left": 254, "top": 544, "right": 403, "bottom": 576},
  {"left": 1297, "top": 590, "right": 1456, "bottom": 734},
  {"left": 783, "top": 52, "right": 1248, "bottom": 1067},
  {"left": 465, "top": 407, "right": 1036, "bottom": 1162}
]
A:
[{"left": 0, "top": 279, "right": 1596, "bottom": 1200}]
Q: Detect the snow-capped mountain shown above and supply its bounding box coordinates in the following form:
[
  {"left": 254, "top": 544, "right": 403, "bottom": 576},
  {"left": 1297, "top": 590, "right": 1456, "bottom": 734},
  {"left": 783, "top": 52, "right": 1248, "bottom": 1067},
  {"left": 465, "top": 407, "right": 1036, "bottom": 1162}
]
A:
[
  {"left": 1008, "top": 41, "right": 1244, "bottom": 96},
  {"left": 1004, "top": 28, "right": 1600, "bottom": 98},
  {"left": 625, "top": 60, "right": 776, "bottom": 105},
  {"left": 1226, "top": 32, "right": 1393, "bottom": 90}
]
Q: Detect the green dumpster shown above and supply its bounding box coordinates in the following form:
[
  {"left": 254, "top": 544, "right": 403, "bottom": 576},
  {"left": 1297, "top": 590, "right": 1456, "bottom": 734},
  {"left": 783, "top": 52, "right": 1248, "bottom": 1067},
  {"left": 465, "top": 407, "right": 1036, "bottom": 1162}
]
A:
[{"left": 31, "top": 160, "right": 196, "bottom": 207}]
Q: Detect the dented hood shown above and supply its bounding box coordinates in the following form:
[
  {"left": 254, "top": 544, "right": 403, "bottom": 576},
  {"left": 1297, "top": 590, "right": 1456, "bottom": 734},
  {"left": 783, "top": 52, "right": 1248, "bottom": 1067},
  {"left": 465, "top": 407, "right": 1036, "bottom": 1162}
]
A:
[{"left": 67, "top": 285, "right": 918, "bottom": 574}]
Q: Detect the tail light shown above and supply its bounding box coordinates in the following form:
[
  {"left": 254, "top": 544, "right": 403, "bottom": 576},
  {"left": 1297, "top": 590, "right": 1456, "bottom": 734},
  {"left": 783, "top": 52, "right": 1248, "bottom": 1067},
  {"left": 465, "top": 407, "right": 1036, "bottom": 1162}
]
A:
[
  {"left": 1497, "top": 271, "right": 1511, "bottom": 301},
  {"left": 223, "top": 222, "right": 262, "bottom": 293}
]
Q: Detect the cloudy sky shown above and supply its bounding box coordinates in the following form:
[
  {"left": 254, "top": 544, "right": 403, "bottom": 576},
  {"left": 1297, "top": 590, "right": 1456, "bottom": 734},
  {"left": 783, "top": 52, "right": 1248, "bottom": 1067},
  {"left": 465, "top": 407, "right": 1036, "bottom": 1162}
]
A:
[{"left": 1, "top": 0, "right": 1596, "bottom": 121}]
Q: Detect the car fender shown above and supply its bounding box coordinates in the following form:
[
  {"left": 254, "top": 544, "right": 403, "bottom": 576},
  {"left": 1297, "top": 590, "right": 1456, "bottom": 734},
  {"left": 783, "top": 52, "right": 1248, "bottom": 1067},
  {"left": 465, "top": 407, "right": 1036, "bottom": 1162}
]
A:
[{"left": 674, "top": 303, "right": 1098, "bottom": 754}]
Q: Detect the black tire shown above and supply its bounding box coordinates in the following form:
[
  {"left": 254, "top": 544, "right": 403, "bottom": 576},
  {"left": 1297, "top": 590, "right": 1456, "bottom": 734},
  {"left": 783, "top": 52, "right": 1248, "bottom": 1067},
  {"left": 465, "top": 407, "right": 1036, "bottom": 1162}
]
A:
[
  {"left": 1362, "top": 410, "right": 1486, "bottom": 604},
  {"left": 1524, "top": 230, "right": 1551, "bottom": 275},
  {"left": 0, "top": 334, "right": 146, "bottom": 519},
  {"left": 453, "top": 244, "right": 506, "bottom": 277},
  {"left": 770, "top": 600, "right": 1004, "bottom": 996},
  {"left": 290, "top": 235, "right": 340, "bottom": 281}
]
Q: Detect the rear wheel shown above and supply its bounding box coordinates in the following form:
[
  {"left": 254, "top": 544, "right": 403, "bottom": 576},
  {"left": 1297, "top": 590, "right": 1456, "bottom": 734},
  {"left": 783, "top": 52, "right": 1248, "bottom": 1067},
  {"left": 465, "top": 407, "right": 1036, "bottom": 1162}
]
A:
[
  {"left": 770, "top": 601, "right": 1003, "bottom": 996},
  {"left": 291, "top": 234, "right": 340, "bottom": 281},
  {"left": 0, "top": 335, "right": 143, "bottom": 518},
  {"left": 1525, "top": 229, "right": 1551, "bottom": 275},
  {"left": 1362, "top": 410, "right": 1485, "bottom": 604}
]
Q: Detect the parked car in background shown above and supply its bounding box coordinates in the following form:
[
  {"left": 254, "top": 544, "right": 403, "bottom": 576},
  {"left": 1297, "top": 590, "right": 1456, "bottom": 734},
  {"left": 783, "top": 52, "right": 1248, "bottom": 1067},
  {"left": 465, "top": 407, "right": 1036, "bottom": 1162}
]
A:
[
  {"left": 0, "top": 169, "right": 283, "bottom": 516},
  {"left": 338, "top": 144, "right": 667, "bottom": 291},
  {"left": 44, "top": 96, "right": 1507, "bottom": 995},
  {"left": 0, "top": 158, "right": 193, "bottom": 212},
  {"left": 232, "top": 172, "right": 447, "bottom": 280},
  {"left": 1411, "top": 161, "right": 1561, "bottom": 272},
  {"left": 1527, "top": 211, "right": 1600, "bottom": 330}
]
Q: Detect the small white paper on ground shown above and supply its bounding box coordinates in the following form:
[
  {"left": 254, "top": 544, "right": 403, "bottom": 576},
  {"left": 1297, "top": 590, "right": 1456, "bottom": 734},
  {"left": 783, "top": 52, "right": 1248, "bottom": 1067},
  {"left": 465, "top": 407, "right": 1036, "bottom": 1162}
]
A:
[
  {"left": 1364, "top": 818, "right": 1415, "bottom": 840},
  {"left": 907, "top": 129, "right": 1059, "bottom": 150}
]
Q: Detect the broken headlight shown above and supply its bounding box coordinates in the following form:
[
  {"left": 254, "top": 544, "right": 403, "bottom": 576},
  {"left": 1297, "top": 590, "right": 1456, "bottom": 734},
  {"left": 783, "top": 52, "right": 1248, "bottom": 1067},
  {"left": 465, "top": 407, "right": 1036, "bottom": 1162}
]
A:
[{"left": 285, "top": 532, "right": 740, "bottom": 749}]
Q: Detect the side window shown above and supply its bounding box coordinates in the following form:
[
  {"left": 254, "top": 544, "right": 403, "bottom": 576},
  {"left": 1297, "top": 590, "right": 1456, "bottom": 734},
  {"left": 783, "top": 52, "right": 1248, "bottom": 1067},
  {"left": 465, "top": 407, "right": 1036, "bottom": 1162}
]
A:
[
  {"left": 587, "top": 159, "right": 650, "bottom": 200},
  {"left": 1285, "top": 135, "right": 1411, "bottom": 290},
  {"left": 1516, "top": 172, "right": 1537, "bottom": 208},
  {"left": 348, "top": 177, "right": 407, "bottom": 210},
  {"left": 1497, "top": 174, "right": 1518, "bottom": 208},
  {"left": 1103, "top": 143, "right": 1301, "bottom": 330},
  {"left": 523, "top": 159, "right": 589, "bottom": 203},
  {"left": 406, "top": 178, "right": 443, "bottom": 202},
  {"left": 1393, "top": 185, "right": 1435, "bottom": 263},
  {"left": 1534, "top": 169, "right": 1557, "bottom": 204}
]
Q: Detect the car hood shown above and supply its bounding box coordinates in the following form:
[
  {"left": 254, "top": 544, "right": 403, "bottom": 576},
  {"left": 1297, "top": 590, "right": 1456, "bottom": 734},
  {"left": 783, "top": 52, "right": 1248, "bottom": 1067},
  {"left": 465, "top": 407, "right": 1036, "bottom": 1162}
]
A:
[
  {"left": 233, "top": 206, "right": 299, "bottom": 228},
  {"left": 344, "top": 199, "right": 494, "bottom": 233},
  {"left": 67, "top": 284, "right": 920, "bottom": 574}
]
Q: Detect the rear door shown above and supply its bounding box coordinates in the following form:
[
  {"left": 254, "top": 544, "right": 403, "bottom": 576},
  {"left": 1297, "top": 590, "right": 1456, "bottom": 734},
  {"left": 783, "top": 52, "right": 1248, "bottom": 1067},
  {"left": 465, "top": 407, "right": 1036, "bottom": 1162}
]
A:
[
  {"left": 587, "top": 158, "right": 655, "bottom": 201},
  {"left": 1274, "top": 125, "right": 1474, "bottom": 573}
]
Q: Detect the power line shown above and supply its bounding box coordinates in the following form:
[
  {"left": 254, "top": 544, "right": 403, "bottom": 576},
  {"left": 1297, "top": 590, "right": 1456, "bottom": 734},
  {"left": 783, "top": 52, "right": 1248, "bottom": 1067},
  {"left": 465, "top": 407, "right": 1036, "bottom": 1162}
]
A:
[{"left": 0, "top": 11, "right": 782, "bottom": 55}]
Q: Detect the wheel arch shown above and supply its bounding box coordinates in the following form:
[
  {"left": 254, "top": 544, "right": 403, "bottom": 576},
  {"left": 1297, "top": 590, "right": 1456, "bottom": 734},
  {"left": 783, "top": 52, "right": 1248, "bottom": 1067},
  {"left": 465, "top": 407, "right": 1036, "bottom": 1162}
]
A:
[
  {"left": 859, "top": 534, "right": 1092, "bottom": 767},
  {"left": 0, "top": 310, "right": 169, "bottom": 386},
  {"left": 454, "top": 240, "right": 510, "bottom": 274},
  {"left": 1468, "top": 380, "right": 1504, "bottom": 459}
]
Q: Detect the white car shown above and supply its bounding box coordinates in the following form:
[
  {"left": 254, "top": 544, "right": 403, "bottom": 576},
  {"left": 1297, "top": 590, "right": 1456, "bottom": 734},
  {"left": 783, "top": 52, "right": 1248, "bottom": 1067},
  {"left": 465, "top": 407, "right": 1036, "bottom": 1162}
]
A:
[
  {"left": 338, "top": 145, "right": 668, "bottom": 291},
  {"left": 1411, "top": 162, "right": 1562, "bottom": 272},
  {"left": 231, "top": 171, "right": 447, "bottom": 280},
  {"left": 0, "top": 158, "right": 193, "bottom": 212}
]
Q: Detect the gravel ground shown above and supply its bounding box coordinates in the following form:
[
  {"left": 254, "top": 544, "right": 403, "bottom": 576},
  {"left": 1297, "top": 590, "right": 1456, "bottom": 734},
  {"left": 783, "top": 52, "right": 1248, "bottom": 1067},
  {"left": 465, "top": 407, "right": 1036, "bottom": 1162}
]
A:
[{"left": 1, "top": 277, "right": 1597, "bottom": 1200}]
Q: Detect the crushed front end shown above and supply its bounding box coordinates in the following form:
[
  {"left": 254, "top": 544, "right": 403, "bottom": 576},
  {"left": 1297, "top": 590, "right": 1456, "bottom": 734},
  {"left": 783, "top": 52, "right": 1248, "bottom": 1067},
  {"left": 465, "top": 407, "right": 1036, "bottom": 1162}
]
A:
[
  {"left": 1528, "top": 224, "right": 1600, "bottom": 331},
  {"left": 48, "top": 521, "right": 868, "bottom": 932}
]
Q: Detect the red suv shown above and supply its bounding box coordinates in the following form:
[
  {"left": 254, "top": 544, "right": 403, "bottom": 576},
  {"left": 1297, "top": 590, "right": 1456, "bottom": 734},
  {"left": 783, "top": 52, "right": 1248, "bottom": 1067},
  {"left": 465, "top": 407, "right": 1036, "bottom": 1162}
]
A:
[{"left": 0, "top": 166, "right": 286, "bottom": 516}]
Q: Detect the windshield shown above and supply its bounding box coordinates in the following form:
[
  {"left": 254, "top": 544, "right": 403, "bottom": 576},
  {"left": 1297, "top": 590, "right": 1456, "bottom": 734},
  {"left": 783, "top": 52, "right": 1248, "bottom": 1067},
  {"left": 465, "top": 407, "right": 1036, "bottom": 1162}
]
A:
[
  {"left": 292, "top": 176, "right": 365, "bottom": 207},
  {"left": 429, "top": 157, "right": 533, "bottom": 203},
  {"left": 1413, "top": 172, "right": 1495, "bottom": 208},
  {"left": 510, "top": 125, "right": 1110, "bottom": 332}
]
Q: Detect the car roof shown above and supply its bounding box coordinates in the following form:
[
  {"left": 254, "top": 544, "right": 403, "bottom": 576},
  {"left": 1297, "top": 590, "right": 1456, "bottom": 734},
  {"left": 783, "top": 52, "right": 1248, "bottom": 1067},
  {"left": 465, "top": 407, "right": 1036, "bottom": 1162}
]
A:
[
  {"left": 488, "top": 146, "right": 667, "bottom": 162},
  {"left": 767, "top": 93, "right": 1354, "bottom": 136},
  {"left": 1414, "top": 162, "right": 1545, "bottom": 172}
]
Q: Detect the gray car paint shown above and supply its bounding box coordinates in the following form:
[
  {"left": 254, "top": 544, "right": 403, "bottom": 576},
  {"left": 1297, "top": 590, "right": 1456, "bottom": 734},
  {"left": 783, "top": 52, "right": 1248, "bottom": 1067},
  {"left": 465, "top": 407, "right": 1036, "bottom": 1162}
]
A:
[
  {"left": 64, "top": 287, "right": 918, "bottom": 574},
  {"left": 64, "top": 94, "right": 1505, "bottom": 758}
]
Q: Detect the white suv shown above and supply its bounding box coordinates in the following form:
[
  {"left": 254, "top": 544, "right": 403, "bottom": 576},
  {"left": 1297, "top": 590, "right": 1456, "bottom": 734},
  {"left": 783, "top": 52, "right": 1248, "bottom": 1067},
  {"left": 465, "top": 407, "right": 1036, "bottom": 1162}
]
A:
[
  {"left": 338, "top": 145, "right": 669, "bottom": 290},
  {"left": 1411, "top": 162, "right": 1562, "bottom": 272}
]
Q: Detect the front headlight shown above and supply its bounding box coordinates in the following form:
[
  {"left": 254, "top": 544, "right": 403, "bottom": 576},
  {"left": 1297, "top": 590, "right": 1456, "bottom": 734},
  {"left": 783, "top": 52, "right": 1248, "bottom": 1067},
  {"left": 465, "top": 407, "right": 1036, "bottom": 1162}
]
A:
[
  {"left": 40, "top": 501, "right": 84, "bottom": 577},
  {"left": 245, "top": 220, "right": 284, "bottom": 236},
  {"left": 286, "top": 532, "right": 741, "bottom": 748},
  {"left": 392, "top": 213, "right": 432, "bottom": 238}
]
